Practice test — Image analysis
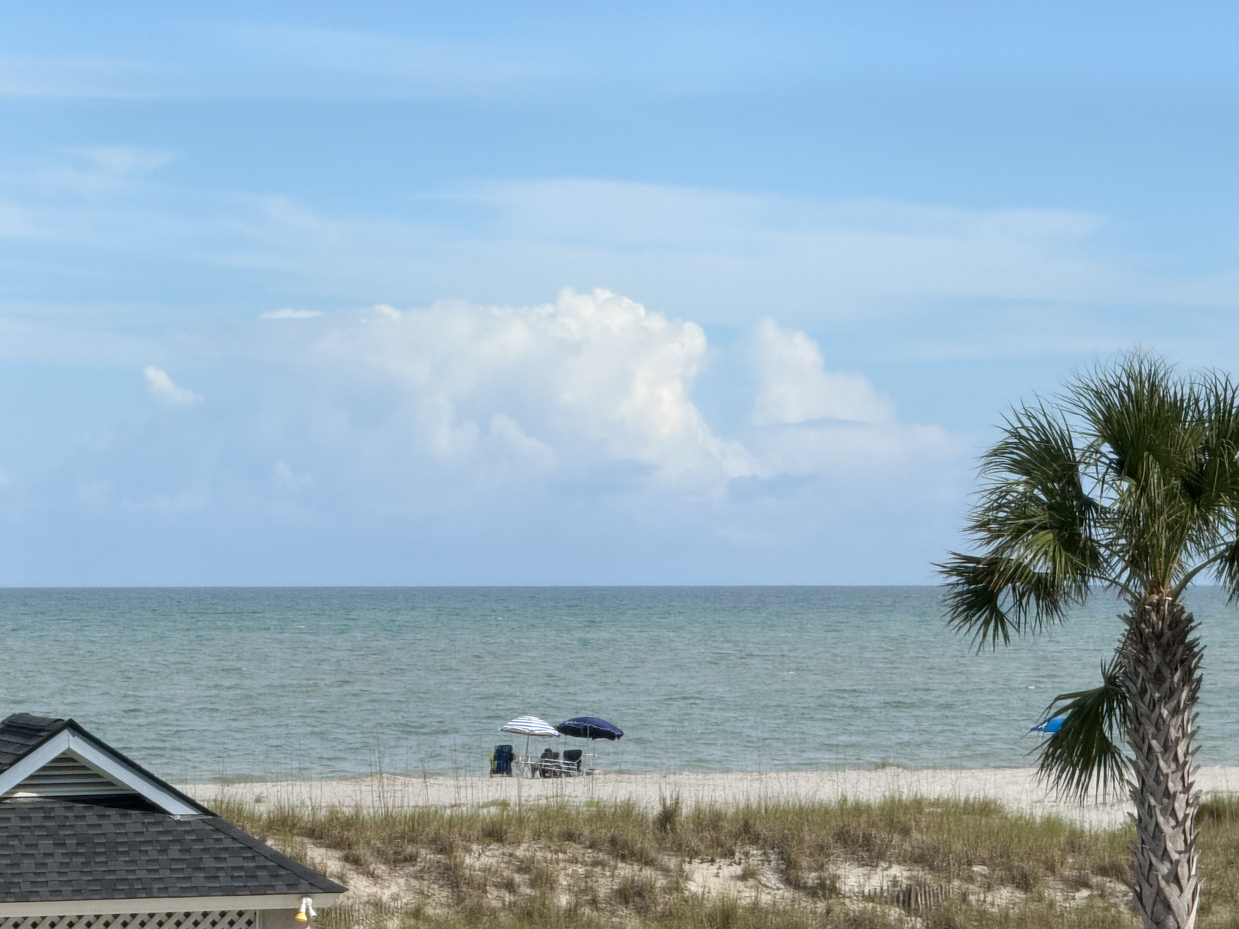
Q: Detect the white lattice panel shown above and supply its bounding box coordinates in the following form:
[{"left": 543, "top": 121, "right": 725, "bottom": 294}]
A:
[{"left": 2, "top": 912, "right": 257, "bottom": 929}]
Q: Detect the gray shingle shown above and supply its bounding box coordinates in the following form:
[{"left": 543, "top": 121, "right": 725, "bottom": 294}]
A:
[
  {"left": 0, "top": 714, "right": 65, "bottom": 773},
  {"left": 0, "top": 797, "right": 345, "bottom": 902}
]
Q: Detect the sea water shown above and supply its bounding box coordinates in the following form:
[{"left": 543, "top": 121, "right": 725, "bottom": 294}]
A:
[{"left": 3, "top": 586, "right": 1239, "bottom": 782}]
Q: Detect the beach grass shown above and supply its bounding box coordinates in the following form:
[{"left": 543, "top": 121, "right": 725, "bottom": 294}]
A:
[{"left": 207, "top": 789, "right": 1209, "bottom": 927}]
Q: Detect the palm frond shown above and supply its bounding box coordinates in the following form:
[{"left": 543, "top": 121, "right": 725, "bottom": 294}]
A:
[
  {"left": 1034, "top": 652, "right": 1129, "bottom": 802},
  {"left": 1213, "top": 534, "right": 1239, "bottom": 604},
  {"left": 938, "top": 553, "right": 1079, "bottom": 650},
  {"left": 939, "top": 403, "right": 1097, "bottom": 647},
  {"left": 1183, "top": 378, "right": 1239, "bottom": 508},
  {"left": 974, "top": 407, "right": 1101, "bottom": 578},
  {"left": 1064, "top": 351, "right": 1239, "bottom": 592}
]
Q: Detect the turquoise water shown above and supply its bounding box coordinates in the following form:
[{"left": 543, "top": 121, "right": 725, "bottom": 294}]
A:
[{"left": 3, "top": 587, "right": 1239, "bottom": 782}]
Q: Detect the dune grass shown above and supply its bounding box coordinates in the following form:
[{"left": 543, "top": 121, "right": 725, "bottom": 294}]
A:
[{"left": 209, "top": 792, "right": 1239, "bottom": 927}]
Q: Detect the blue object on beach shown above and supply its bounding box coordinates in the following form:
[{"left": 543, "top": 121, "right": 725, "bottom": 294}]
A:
[
  {"left": 556, "top": 716, "right": 624, "bottom": 740},
  {"left": 1032, "top": 715, "right": 1067, "bottom": 734}
]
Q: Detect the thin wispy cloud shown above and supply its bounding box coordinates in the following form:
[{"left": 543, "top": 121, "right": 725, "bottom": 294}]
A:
[
  {"left": 0, "top": 55, "right": 146, "bottom": 99},
  {"left": 0, "top": 162, "right": 1234, "bottom": 334},
  {"left": 144, "top": 366, "right": 201, "bottom": 407},
  {"left": 260, "top": 308, "right": 324, "bottom": 319}
]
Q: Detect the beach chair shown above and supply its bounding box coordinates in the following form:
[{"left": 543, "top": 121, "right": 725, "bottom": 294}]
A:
[
  {"left": 491, "top": 743, "right": 514, "bottom": 777},
  {"left": 536, "top": 748, "right": 560, "bottom": 777},
  {"left": 563, "top": 749, "right": 583, "bottom": 775}
]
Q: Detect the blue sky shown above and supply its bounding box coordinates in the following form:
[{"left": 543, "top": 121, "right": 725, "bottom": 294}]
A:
[{"left": 1, "top": 2, "right": 1238, "bottom": 584}]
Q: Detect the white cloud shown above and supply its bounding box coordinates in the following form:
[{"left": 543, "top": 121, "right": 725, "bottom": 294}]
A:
[
  {"left": 187, "top": 178, "right": 1239, "bottom": 330},
  {"left": 486, "top": 414, "right": 556, "bottom": 473},
  {"left": 750, "top": 419, "right": 956, "bottom": 480},
  {"left": 3, "top": 291, "right": 967, "bottom": 583},
  {"left": 68, "top": 146, "right": 175, "bottom": 176},
  {"left": 0, "top": 56, "right": 142, "bottom": 99},
  {"left": 308, "top": 289, "right": 760, "bottom": 493},
  {"left": 2, "top": 158, "right": 1236, "bottom": 345},
  {"left": 743, "top": 320, "right": 956, "bottom": 485},
  {"left": 752, "top": 319, "right": 893, "bottom": 425},
  {"left": 120, "top": 294, "right": 953, "bottom": 515},
  {"left": 260, "top": 308, "right": 325, "bottom": 319},
  {"left": 143, "top": 366, "right": 201, "bottom": 406}
]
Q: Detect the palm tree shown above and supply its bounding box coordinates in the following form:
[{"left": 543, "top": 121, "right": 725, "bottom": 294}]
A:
[{"left": 940, "top": 352, "right": 1239, "bottom": 929}]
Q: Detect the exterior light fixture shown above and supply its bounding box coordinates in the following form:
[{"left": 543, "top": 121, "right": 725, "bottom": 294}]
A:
[{"left": 295, "top": 898, "right": 317, "bottom": 922}]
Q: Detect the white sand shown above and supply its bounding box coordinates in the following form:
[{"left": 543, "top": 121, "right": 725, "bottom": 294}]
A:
[{"left": 181, "top": 766, "right": 1239, "bottom": 830}]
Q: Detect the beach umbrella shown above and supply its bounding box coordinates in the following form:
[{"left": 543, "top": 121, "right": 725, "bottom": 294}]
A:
[
  {"left": 1031, "top": 715, "right": 1066, "bottom": 734},
  {"left": 555, "top": 716, "right": 624, "bottom": 740},
  {"left": 500, "top": 715, "right": 560, "bottom": 760}
]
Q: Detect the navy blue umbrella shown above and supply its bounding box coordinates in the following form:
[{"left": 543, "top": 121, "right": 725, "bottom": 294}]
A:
[{"left": 556, "top": 716, "right": 624, "bottom": 740}]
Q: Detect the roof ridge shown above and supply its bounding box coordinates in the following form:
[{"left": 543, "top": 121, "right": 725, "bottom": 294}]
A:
[
  {"left": 2, "top": 713, "right": 66, "bottom": 729},
  {"left": 0, "top": 714, "right": 69, "bottom": 775}
]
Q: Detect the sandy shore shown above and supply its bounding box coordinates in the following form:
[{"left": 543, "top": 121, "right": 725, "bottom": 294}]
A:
[{"left": 181, "top": 766, "right": 1239, "bottom": 830}]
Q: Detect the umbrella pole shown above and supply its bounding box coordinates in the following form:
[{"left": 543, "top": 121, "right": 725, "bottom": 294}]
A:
[{"left": 525, "top": 733, "right": 531, "bottom": 775}]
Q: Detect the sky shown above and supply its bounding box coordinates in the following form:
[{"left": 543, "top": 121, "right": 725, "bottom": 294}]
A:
[{"left": 2, "top": 2, "right": 1239, "bottom": 585}]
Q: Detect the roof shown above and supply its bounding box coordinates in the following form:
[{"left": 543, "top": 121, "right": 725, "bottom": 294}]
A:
[
  {"left": 0, "top": 713, "right": 346, "bottom": 907},
  {"left": 0, "top": 713, "right": 63, "bottom": 772},
  {"left": 0, "top": 798, "right": 345, "bottom": 903},
  {"left": 0, "top": 713, "right": 211, "bottom": 815}
]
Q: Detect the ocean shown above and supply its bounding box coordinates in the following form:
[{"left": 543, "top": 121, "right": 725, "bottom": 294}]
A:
[{"left": 3, "top": 586, "right": 1238, "bottom": 783}]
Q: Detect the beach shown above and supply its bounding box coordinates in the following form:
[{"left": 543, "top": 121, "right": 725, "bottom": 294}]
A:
[{"left": 183, "top": 764, "right": 1239, "bottom": 830}]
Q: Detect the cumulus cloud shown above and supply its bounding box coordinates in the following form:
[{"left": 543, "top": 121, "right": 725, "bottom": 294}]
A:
[
  {"left": 260, "top": 308, "right": 325, "bottom": 319},
  {"left": 744, "top": 320, "right": 956, "bottom": 485},
  {"left": 752, "top": 319, "right": 893, "bottom": 425},
  {"left": 297, "top": 289, "right": 759, "bottom": 493},
  {"left": 134, "top": 294, "right": 950, "bottom": 507},
  {"left": 143, "top": 366, "right": 201, "bottom": 406},
  {"left": 19, "top": 291, "right": 964, "bottom": 583}
]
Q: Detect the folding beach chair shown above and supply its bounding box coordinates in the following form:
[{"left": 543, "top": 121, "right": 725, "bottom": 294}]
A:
[{"left": 491, "top": 744, "right": 514, "bottom": 776}]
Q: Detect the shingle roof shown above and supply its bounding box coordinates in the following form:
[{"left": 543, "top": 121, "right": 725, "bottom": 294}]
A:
[
  {"left": 0, "top": 714, "right": 65, "bottom": 772},
  {"left": 0, "top": 713, "right": 345, "bottom": 904},
  {"left": 0, "top": 797, "right": 345, "bottom": 903},
  {"left": 0, "top": 713, "right": 211, "bottom": 815}
]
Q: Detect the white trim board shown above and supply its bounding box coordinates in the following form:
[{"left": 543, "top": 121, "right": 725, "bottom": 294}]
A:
[
  {"left": 0, "top": 895, "right": 343, "bottom": 917},
  {"left": 0, "top": 731, "right": 200, "bottom": 816}
]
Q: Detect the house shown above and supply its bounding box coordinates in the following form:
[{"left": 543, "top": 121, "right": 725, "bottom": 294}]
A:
[{"left": 0, "top": 713, "right": 345, "bottom": 929}]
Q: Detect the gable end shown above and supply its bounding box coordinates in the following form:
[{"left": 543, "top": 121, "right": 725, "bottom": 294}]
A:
[
  {"left": 0, "top": 728, "right": 206, "bottom": 816},
  {"left": 2, "top": 751, "right": 133, "bottom": 800}
]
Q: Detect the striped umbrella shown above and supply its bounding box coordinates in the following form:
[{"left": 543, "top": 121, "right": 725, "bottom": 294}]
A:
[{"left": 500, "top": 715, "right": 560, "bottom": 760}]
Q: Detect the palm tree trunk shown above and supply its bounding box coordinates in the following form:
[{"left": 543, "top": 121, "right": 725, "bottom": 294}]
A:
[{"left": 1123, "top": 596, "right": 1204, "bottom": 929}]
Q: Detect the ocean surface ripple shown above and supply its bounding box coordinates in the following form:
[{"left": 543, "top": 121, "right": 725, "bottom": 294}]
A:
[{"left": 4, "top": 586, "right": 1239, "bottom": 782}]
